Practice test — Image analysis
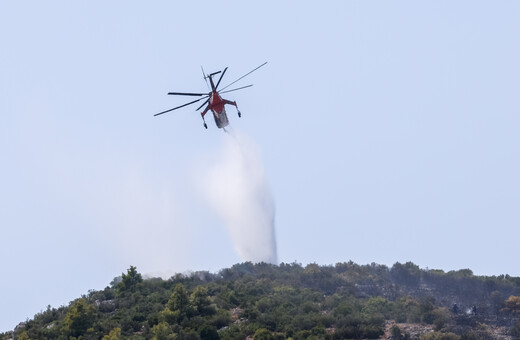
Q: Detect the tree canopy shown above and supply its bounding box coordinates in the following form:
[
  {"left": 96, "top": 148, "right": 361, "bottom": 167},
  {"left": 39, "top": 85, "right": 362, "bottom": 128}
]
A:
[{"left": 3, "top": 262, "right": 520, "bottom": 340}]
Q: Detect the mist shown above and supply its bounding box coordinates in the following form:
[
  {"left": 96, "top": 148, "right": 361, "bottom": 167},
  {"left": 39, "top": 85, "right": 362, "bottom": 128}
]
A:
[{"left": 202, "top": 130, "right": 278, "bottom": 264}]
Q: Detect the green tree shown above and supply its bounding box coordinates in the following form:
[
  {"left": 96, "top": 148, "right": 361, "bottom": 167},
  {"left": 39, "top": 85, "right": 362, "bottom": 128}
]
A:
[
  {"left": 179, "top": 329, "right": 201, "bottom": 340},
  {"left": 117, "top": 265, "right": 143, "bottom": 294},
  {"left": 199, "top": 324, "right": 220, "bottom": 340},
  {"left": 151, "top": 321, "right": 174, "bottom": 340},
  {"left": 253, "top": 328, "right": 274, "bottom": 340},
  {"left": 432, "top": 308, "right": 450, "bottom": 330},
  {"left": 191, "top": 286, "right": 215, "bottom": 316},
  {"left": 419, "top": 296, "right": 436, "bottom": 324},
  {"left": 102, "top": 327, "right": 121, "bottom": 340},
  {"left": 159, "top": 308, "right": 178, "bottom": 325},
  {"left": 167, "top": 283, "right": 194, "bottom": 320},
  {"left": 17, "top": 331, "right": 31, "bottom": 340},
  {"left": 391, "top": 262, "right": 421, "bottom": 285},
  {"left": 362, "top": 296, "right": 391, "bottom": 318},
  {"left": 61, "top": 298, "right": 95, "bottom": 338}
]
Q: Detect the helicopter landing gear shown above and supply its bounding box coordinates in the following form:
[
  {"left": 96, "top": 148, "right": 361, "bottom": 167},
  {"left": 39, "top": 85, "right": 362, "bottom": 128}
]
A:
[
  {"left": 226, "top": 100, "right": 242, "bottom": 118},
  {"left": 204, "top": 122, "right": 208, "bottom": 129},
  {"left": 202, "top": 116, "right": 207, "bottom": 129}
]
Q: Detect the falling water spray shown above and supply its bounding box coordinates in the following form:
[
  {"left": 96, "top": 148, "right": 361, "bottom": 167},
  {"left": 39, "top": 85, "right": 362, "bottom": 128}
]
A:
[{"left": 204, "top": 130, "right": 277, "bottom": 264}]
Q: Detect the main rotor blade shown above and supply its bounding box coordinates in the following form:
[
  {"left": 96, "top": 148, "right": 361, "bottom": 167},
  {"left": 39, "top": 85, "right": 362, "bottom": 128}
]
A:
[
  {"left": 196, "top": 98, "right": 209, "bottom": 111},
  {"left": 154, "top": 96, "right": 209, "bottom": 116},
  {"left": 201, "top": 66, "right": 210, "bottom": 91},
  {"left": 219, "top": 62, "right": 267, "bottom": 92},
  {"left": 215, "top": 67, "right": 228, "bottom": 90},
  {"left": 219, "top": 84, "right": 253, "bottom": 94},
  {"left": 167, "top": 92, "right": 207, "bottom": 96}
]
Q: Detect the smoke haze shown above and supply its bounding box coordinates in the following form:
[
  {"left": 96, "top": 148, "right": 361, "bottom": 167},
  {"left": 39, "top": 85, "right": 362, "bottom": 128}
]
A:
[{"left": 203, "top": 130, "right": 277, "bottom": 264}]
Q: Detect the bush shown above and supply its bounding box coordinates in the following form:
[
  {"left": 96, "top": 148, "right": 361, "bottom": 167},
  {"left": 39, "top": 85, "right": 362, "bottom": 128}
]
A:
[
  {"left": 460, "top": 331, "right": 485, "bottom": 340},
  {"left": 391, "top": 325, "right": 402, "bottom": 338},
  {"left": 511, "top": 321, "right": 520, "bottom": 338},
  {"left": 420, "top": 331, "right": 461, "bottom": 340}
]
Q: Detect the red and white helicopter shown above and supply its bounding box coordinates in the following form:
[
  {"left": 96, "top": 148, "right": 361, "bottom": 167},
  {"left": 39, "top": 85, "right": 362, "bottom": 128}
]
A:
[{"left": 155, "top": 62, "right": 267, "bottom": 129}]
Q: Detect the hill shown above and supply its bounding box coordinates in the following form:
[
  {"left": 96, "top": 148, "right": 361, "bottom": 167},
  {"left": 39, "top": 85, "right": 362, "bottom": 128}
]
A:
[{"left": 2, "top": 262, "right": 520, "bottom": 340}]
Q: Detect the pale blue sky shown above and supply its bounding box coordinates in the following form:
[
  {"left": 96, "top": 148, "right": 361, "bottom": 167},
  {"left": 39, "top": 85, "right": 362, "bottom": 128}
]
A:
[{"left": 1, "top": 1, "right": 520, "bottom": 332}]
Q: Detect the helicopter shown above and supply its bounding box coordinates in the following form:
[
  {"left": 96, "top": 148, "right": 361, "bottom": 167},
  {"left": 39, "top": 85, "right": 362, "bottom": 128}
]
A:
[{"left": 154, "top": 62, "right": 267, "bottom": 129}]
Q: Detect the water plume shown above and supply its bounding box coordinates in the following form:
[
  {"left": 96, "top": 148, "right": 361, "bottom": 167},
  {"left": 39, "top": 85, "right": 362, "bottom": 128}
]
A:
[{"left": 203, "top": 129, "right": 277, "bottom": 264}]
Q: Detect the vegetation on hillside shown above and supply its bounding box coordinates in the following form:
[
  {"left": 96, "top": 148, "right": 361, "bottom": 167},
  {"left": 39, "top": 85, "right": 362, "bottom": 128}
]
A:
[{"left": 2, "top": 262, "right": 520, "bottom": 340}]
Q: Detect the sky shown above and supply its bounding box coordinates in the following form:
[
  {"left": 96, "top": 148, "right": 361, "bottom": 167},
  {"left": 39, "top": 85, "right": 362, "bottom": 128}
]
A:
[{"left": 1, "top": 0, "right": 520, "bottom": 332}]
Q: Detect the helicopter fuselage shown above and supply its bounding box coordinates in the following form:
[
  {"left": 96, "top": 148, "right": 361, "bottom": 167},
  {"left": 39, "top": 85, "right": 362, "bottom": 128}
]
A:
[{"left": 207, "top": 91, "right": 229, "bottom": 128}]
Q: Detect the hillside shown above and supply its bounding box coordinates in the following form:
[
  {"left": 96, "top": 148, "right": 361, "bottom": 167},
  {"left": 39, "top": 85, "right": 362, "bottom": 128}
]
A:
[{"left": 2, "top": 262, "right": 520, "bottom": 340}]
